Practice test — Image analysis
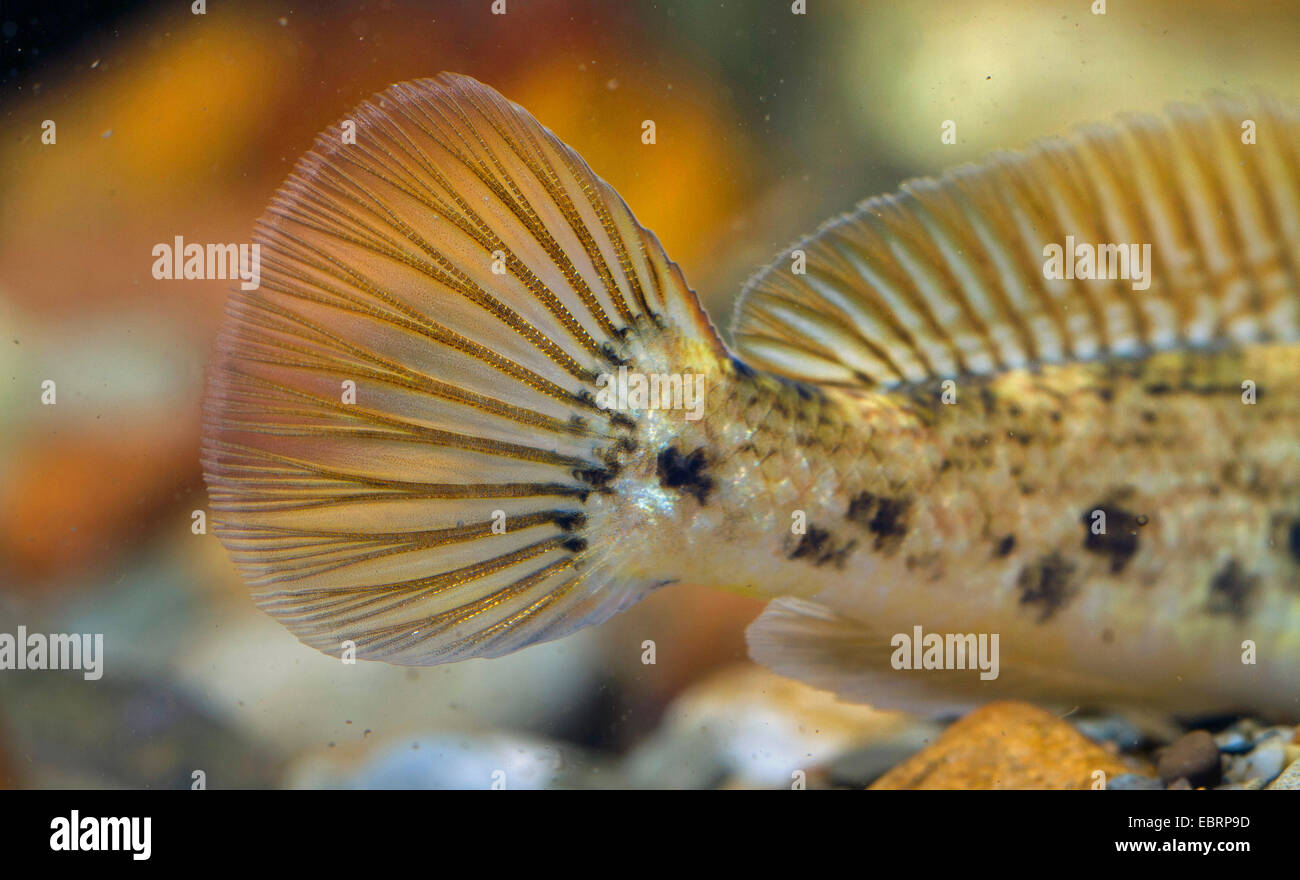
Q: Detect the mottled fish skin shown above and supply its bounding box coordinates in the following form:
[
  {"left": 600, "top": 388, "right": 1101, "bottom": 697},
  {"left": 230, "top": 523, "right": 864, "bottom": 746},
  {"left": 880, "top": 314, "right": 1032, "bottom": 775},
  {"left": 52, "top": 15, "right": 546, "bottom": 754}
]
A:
[
  {"left": 202, "top": 75, "right": 1300, "bottom": 719},
  {"left": 613, "top": 344, "right": 1300, "bottom": 716}
]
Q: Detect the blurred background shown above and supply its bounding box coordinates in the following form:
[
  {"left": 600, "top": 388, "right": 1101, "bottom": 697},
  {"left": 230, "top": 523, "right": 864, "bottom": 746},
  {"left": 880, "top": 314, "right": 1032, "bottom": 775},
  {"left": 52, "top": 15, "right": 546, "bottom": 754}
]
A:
[{"left": 2, "top": 0, "right": 1299, "bottom": 789}]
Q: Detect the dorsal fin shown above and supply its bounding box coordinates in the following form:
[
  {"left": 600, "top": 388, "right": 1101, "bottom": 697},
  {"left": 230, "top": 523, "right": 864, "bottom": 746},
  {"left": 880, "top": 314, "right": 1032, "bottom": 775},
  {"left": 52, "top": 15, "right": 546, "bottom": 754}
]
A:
[{"left": 732, "top": 94, "right": 1300, "bottom": 389}]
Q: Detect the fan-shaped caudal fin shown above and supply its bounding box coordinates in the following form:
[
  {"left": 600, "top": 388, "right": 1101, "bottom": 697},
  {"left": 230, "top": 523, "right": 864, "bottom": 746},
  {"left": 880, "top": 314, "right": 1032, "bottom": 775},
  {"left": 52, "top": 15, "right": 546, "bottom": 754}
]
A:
[
  {"left": 733, "top": 94, "right": 1300, "bottom": 389},
  {"left": 202, "top": 73, "right": 726, "bottom": 665}
]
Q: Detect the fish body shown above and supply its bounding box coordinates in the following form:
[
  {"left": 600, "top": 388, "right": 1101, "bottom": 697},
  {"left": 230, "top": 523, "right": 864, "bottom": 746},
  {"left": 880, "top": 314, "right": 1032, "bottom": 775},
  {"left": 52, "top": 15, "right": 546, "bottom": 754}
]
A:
[{"left": 202, "top": 75, "right": 1300, "bottom": 718}]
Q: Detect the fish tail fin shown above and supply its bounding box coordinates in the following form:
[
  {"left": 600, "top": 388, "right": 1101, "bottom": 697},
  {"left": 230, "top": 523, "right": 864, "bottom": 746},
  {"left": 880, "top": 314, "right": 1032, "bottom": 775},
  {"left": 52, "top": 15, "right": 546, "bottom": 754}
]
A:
[{"left": 201, "top": 73, "right": 728, "bottom": 665}]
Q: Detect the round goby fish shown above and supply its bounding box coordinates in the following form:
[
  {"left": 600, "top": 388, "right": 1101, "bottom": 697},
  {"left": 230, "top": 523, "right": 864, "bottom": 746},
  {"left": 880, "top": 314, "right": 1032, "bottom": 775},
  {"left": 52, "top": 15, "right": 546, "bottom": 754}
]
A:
[{"left": 202, "top": 74, "right": 1300, "bottom": 718}]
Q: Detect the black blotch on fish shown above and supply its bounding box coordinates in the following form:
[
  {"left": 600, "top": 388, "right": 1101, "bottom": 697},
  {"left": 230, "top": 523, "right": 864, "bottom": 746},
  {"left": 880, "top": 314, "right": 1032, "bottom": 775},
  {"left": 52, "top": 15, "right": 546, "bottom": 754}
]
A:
[
  {"left": 609, "top": 412, "right": 637, "bottom": 431},
  {"left": 1080, "top": 501, "right": 1146, "bottom": 573},
  {"left": 790, "top": 526, "right": 828, "bottom": 560},
  {"left": 656, "top": 446, "right": 713, "bottom": 504},
  {"left": 994, "top": 534, "right": 1016, "bottom": 557},
  {"left": 845, "top": 491, "right": 911, "bottom": 552},
  {"left": 789, "top": 525, "right": 856, "bottom": 569},
  {"left": 552, "top": 512, "right": 586, "bottom": 531},
  {"left": 1017, "top": 553, "right": 1077, "bottom": 622},
  {"left": 561, "top": 537, "right": 588, "bottom": 553},
  {"left": 598, "top": 342, "right": 630, "bottom": 367},
  {"left": 574, "top": 466, "right": 614, "bottom": 493},
  {"left": 1206, "top": 559, "right": 1258, "bottom": 620}
]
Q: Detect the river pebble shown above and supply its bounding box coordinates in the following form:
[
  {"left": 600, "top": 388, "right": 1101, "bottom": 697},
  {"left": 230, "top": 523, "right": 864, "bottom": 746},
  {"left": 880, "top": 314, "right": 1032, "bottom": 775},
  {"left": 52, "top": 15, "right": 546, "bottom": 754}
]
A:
[{"left": 1156, "top": 730, "right": 1221, "bottom": 788}]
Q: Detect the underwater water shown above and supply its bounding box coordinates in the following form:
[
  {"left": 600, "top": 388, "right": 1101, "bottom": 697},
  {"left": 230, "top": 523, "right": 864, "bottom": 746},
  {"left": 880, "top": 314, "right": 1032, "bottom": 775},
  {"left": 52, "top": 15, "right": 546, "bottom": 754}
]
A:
[{"left": 2, "top": 0, "right": 1299, "bottom": 800}]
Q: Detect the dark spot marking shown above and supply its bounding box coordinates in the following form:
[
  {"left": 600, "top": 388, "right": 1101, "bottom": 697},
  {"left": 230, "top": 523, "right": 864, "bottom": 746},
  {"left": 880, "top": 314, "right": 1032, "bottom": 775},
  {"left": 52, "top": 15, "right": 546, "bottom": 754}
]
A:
[
  {"left": 1102, "top": 628, "right": 1115, "bottom": 644},
  {"left": 1081, "top": 501, "right": 1145, "bottom": 573},
  {"left": 845, "top": 491, "right": 912, "bottom": 552},
  {"left": 788, "top": 527, "right": 857, "bottom": 569},
  {"left": 790, "top": 526, "right": 829, "bottom": 560},
  {"left": 561, "top": 537, "right": 588, "bottom": 553},
  {"left": 656, "top": 446, "right": 713, "bottom": 504},
  {"left": 553, "top": 512, "right": 586, "bottom": 531},
  {"left": 599, "top": 342, "right": 630, "bottom": 366},
  {"left": 1288, "top": 520, "right": 1300, "bottom": 563},
  {"left": 994, "top": 534, "right": 1016, "bottom": 557},
  {"left": 1017, "top": 553, "right": 1077, "bottom": 622},
  {"left": 1206, "top": 559, "right": 1258, "bottom": 620},
  {"left": 574, "top": 466, "right": 614, "bottom": 491}
]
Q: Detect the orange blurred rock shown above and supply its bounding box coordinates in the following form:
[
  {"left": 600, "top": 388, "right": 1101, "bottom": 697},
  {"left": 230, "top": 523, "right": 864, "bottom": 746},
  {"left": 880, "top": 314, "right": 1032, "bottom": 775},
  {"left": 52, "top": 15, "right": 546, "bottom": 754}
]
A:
[
  {"left": 0, "top": 412, "right": 201, "bottom": 585},
  {"left": 869, "top": 701, "right": 1150, "bottom": 790}
]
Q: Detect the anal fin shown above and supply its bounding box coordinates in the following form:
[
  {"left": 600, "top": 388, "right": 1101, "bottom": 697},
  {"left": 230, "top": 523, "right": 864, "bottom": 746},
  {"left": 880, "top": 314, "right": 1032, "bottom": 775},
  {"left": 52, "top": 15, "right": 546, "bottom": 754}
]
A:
[{"left": 745, "top": 597, "right": 1154, "bottom": 717}]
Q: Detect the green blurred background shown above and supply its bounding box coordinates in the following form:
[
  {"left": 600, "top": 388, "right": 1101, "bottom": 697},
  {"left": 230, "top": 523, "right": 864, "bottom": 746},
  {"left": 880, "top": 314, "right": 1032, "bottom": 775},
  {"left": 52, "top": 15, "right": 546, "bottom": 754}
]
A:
[{"left": 2, "top": 0, "right": 1298, "bottom": 788}]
